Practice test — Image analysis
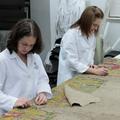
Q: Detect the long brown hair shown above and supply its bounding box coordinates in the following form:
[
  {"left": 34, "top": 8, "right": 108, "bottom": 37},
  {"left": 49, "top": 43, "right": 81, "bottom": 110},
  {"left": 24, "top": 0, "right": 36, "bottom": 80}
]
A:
[
  {"left": 7, "top": 18, "right": 43, "bottom": 54},
  {"left": 71, "top": 6, "right": 104, "bottom": 37}
]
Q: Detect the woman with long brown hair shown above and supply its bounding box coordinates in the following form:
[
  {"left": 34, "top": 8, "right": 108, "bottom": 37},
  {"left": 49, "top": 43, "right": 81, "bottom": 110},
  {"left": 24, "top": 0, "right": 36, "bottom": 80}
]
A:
[{"left": 57, "top": 6, "right": 108, "bottom": 85}]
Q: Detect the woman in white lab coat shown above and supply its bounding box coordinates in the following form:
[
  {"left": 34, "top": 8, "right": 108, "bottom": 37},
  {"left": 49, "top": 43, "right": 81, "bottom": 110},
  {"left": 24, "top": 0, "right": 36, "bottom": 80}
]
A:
[
  {"left": 0, "top": 19, "right": 52, "bottom": 115},
  {"left": 57, "top": 6, "right": 108, "bottom": 85}
]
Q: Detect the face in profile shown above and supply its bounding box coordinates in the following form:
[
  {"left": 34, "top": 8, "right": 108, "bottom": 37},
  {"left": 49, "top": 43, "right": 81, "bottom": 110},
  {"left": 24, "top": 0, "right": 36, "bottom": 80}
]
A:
[
  {"left": 90, "top": 18, "right": 102, "bottom": 34},
  {"left": 17, "top": 36, "right": 36, "bottom": 55}
]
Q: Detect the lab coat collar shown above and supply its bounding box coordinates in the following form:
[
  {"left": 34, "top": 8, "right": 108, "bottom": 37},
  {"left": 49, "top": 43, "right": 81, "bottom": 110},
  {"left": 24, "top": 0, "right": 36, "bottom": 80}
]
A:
[
  {"left": 4, "top": 49, "right": 17, "bottom": 59},
  {"left": 6, "top": 48, "right": 33, "bottom": 61},
  {"left": 5, "top": 48, "right": 33, "bottom": 70}
]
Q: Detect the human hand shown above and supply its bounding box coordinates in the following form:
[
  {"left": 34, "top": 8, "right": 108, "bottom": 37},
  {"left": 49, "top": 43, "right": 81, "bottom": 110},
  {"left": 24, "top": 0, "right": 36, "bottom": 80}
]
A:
[
  {"left": 94, "top": 67, "right": 108, "bottom": 76},
  {"left": 14, "top": 98, "right": 31, "bottom": 108},
  {"left": 34, "top": 92, "right": 47, "bottom": 105}
]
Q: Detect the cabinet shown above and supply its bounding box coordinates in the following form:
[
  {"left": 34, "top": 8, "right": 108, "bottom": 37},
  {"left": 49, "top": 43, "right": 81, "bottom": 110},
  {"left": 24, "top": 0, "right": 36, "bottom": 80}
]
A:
[{"left": 0, "top": 0, "right": 30, "bottom": 30}]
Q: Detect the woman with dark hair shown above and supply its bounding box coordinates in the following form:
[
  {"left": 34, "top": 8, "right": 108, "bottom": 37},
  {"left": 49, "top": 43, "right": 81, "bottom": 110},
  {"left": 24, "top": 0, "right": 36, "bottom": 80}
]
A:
[
  {"left": 0, "top": 19, "right": 52, "bottom": 115},
  {"left": 57, "top": 6, "right": 108, "bottom": 85}
]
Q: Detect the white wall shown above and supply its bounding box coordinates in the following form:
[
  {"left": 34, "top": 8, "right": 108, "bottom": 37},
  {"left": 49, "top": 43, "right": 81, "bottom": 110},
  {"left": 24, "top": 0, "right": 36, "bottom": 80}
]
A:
[
  {"left": 30, "top": 0, "right": 59, "bottom": 61},
  {"left": 87, "top": 0, "right": 108, "bottom": 12},
  {"left": 30, "top": 0, "right": 51, "bottom": 61},
  {"left": 50, "top": 0, "right": 59, "bottom": 48}
]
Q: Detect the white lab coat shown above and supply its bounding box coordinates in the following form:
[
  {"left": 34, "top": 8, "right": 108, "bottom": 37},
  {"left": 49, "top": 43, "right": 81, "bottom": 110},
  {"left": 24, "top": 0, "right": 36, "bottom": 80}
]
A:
[
  {"left": 0, "top": 49, "right": 52, "bottom": 115},
  {"left": 57, "top": 28, "right": 96, "bottom": 85}
]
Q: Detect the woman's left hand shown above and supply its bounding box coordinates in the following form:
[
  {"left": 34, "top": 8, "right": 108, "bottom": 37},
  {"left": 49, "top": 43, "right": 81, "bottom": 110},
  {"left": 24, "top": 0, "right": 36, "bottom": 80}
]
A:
[{"left": 34, "top": 92, "right": 47, "bottom": 105}]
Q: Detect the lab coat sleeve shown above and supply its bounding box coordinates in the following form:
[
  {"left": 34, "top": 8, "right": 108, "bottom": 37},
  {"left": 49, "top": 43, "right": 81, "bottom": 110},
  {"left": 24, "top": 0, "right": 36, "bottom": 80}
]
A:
[
  {"left": 35, "top": 55, "right": 52, "bottom": 99},
  {"left": 62, "top": 30, "right": 89, "bottom": 73},
  {"left": 0, "top": 60, "right": 18, "bottom": 114}
]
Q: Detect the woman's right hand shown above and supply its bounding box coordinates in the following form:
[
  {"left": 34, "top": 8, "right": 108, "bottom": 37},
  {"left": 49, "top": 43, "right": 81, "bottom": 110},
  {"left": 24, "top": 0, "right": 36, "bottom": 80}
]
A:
[
  {"left": 87, "top": 67, "right": 108, "bottom": 76},
  {"left": 14, "top": 98, "right": 31, "bottom": 108},
  {"left": 93, "top": 67, "right": 108, "bottom": 76}
]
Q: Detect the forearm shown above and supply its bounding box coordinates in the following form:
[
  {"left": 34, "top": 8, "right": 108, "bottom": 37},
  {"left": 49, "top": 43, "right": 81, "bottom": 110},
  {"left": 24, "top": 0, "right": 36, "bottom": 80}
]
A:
[
  {"left": 37, "top": 82, "right": 52, "bottom": 99},
  {"left": 0, "top": 91, "right": 17, "bottom": 112}
]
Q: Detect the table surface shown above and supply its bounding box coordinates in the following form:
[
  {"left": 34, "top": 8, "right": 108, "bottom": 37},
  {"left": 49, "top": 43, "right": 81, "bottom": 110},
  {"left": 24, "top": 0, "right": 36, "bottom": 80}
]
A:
[{"left": 1, "top": 58, "right": 120, "bottom": 120}]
